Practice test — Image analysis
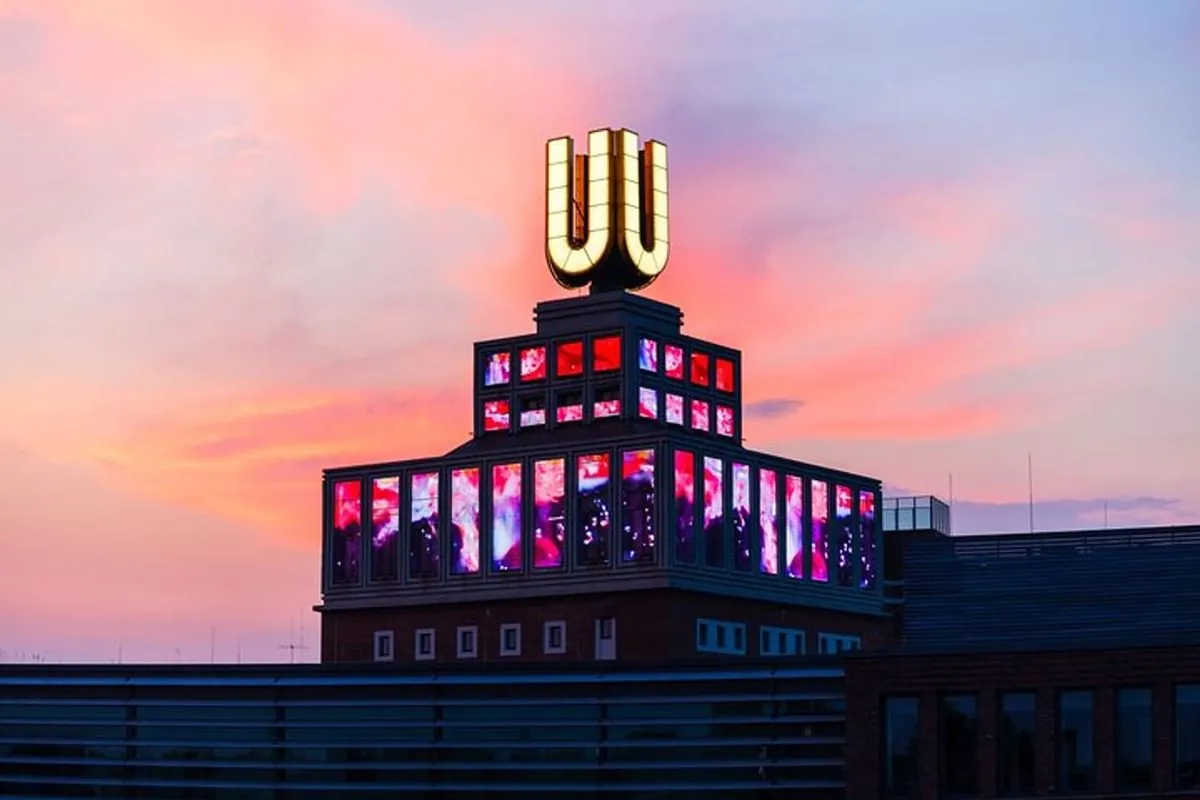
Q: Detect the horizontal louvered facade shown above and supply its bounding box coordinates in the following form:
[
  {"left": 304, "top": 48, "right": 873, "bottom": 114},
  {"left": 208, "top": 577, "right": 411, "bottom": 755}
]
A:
[{"left": 0, "top": 661, "right": 846, "bottom": 799}]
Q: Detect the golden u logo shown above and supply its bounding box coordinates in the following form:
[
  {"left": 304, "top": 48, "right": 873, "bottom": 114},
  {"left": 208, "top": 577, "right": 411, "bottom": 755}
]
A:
[{"left": 545, "top": 128, "right": 669, "bottom": 293}]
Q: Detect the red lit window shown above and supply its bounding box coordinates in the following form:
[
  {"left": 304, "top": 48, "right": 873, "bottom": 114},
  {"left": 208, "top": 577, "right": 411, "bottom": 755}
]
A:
[
  {"left": 557, "top": 404, "right": 583, "bottom": 423},
  {"left": 665, "top": 393, "right": 684, "bottom": 425},
  {"left": 593, "top": 335, "right": 621, "bottom": 372},
  {"left": 715, "top": 358, "right": 734, "bottom": 393},
  {"left": 483, "top": 400, "right": 510, "bottom": 432},
  {"left": 664, "top": 345, "right": 684, "bottom": 380},
  {"left": 594, "top": 399, "right": 621, "bottom": 418},
  {"left": 716, "top": 405, "right": 735, "bottom": 436},
  {"left": 691, "top": 399, "right": 710, "bottom": 432},
  {"left": 556, "top": 341, "right": 583, "bottom": 377},
  {"left": 690, "top": 352, "right": 710, "bottom": 386},
  {"left": 520, "top": 346, "right": 547, "bottom": 381}
]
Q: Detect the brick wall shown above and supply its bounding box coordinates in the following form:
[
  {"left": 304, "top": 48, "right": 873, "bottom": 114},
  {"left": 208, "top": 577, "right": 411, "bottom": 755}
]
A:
[
  {"left": 844, "top": 646, "right": 1200, "bottom": 800},
  {"left": 321, "top": 588, "right": 895, "bottom": 665}
]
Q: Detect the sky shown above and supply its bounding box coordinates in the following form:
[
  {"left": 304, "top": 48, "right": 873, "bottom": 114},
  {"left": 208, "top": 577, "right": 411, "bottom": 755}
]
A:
[{"left": 1, "top": 0, "right": 1197, "bottom": 663}]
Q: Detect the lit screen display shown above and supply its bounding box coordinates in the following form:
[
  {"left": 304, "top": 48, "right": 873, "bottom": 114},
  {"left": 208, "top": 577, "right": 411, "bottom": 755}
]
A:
[
  {"left": 716, "top": 358, "right": 734, "bottom": 392},
  {"left": 638, "top": 387, "right": 658, "bottom": 419},
  {"left": 811, "top": 480, "right": 829, "bottom": 582},
  {"left": 691, "top": 352, "right": 710, "bottom": 386},
  {"left": 703, "top": 456, "right": 724, "bottom": 568},
  {"left": 674, "top": 450, "right": 695, "bottom": 563},
  {"left": 409, "top": 472, "right": 440, "bottom": 579},
  {"left": 533, "top": 458, "right": 566, "bottom": 569},
  {"left": 785, "top": 475, "right": 804, "bottom": 579},
  {"left": 759, "top": 469, "right": 778, "bottom": 575},
  {"left": 859, "top": 490, "right": 876, "bottom": 589},
  {"left": 716, "top": 405, "right": 734, "bottom": 437},
  {"left": 483, "top": 400, "right": 510, "bottom": 432},
  {"left": 665, "top": 344, "right": 684, "bottom": 379},
  {"left": 593, "top": 335, "right": 621, "bottom": 372},
  {"left": 577, "top": 453, "right": 611, "bottom": 566},
  {"left": 331, "top": 480, "right": 362, "bottom": 584},
  {"left": 449, "top": 468, "right": 480, "bottom": 575},
  {"left": 370, "top": 477, "right": 400, "bottom": 583},
  {"left": 594, "top": 399, "right": 621, "bottom": 418},
  {"left": 836, "top": 484, "right": 854, "bottom": 586},
  {"left": 665, "top": 393, "right": 684, "bottom": 425},
  {"left": 691, "top": 399, "right": 710, "bottom": 432},
  {"left": 556, "top": 341, "right": 583, "bottom": 377},
  {"left": 492, "top": 463, "right": 523, "bottom": 571},
  {"left": 557, "top": 401, "right": 583, "bottom": 423},
  {"left": 520, "top": 408, "right": 545, "bottom": 427},
  {"left": 731, "top": 462, "right": 751, "bottom": 571},
  {"left": 484, "top": 352, "right": 510, "bottom": 386},
  {"left": 520, "top": 346, "right": 546, "bottom": 381},
  {"left": 621, "top": 449, "right": 656, "bottom": 563},
  {"left": 639, "top": 338, "right": 658, "bottom": 372}
]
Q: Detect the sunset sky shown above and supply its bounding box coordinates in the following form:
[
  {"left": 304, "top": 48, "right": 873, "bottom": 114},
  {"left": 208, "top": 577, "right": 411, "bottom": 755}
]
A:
[{"left": 1, "top": 0, "right": 1197, "bottom": 663}]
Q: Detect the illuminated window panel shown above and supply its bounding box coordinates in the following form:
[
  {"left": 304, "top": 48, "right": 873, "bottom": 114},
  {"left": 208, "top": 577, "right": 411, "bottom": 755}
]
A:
[
  {"left": 621, "top": 449, "right": 656, "bottom": 564},
  {"left": 533, "top": 458, "right": 566, "bottom": 569},
  {"left": 576, "top": 453, "right": 612, "bottom": 567},
  {"left": 556, "top": 391, "right": 583, "bottom": 423},
  {"left": 369, "top": 477, "right": 400, "bottom": 583},
  {"left": 759, "top": 469, "right": 779, "bottom": 575},
  {"left": 492, "top": 463, "right": 523, "bottom": 571},
  {"left": 408, "top": 472, "right": 440, "bottom": 579},
  {"left": 785, "top": 476, "right": 804, "bottom": 580},
  {"left": 836, "top": 485, "right": 855, "bottom": 586},
  {"left": 716, "top": 358, "right": 735, "bottom": 393},
  {"left": 674, "top": 450, "right": 696, "bottom": 563},
  {"left": 593, "top": 335, "right": 621, "bottom": 372},
  {"left": 484, "top": 351, "right": 511, "bottom": 387},
  {"left": 449, "top": 468, "right": 480, "bottom": 575},
  {"left": 731, "top": 463, "right": 751, "bottom": 571},
  {"left": 638, "top": 387, "right": 658, "bottom": 419},
  {"left": 665, "top": 393, "right": 684, "bottom": 425},
  {"left": 702, "top": 457, "right": 724, "bottom": 568},
  {"left": 483, "top": 400, "right": 510, "bottom": 432},
  {"left": 690, "top": 352, "right": 710, "bottom": 386},
  {"left": 556, "top": 341, "right": 584, "bottom": 377},
  {"left": 330, "top": 479, "right": 362, "bottom": 585},
  {"left": 859, "top": 490, "right": 877, "bottom": 590},
  {"left": 691, "top": 399, "right": 710, "bottom": 432},
  {"left": 519, "top": 397, "right": 545, "bottom": 428},
  {"left": 811, "top": 480, "right": 829, "bottom": 583},
  {"left": 716, "top": 405, "right": 735, "bottom": 437},
  {"left": 520, "top": 346, "right": 547, "bottom": 381},
  {"left": 664, "top": 344, "right": 684, "bottom": 379},
  {"left": 594, "top": 399, "right": 621, "bottom": 418},
  {"left": 638, "top": 338, "right": 659, "bottom": 372}
]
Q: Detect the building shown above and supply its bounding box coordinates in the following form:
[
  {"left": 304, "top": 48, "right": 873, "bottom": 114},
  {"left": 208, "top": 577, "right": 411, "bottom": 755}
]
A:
[{"left": 845, "top": 523, "right": 1200, "bottom": 799}]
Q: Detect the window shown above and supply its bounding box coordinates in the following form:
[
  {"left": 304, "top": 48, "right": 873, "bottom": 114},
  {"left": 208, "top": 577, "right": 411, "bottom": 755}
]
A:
[
  {"left": 595, "top": 617, "right": 616, "bottom": 661},
  {"left": 593, "top": 335, "right": 621, "bottom": 371},
  {"left": 456, "top": 626, "right": 478, "bottom": 659},
  {"left": 593, "top": 385, "right": 621, "bottom": 418},
  {"left": 638, "top": 386, "right": 658, "bottom": 419},
  {"left": 690, "top": 399, "right": 710, "bottom": 432},
  {"left": 1058, "top": 690, "right": 1095, "bottom": 792},
  {"left": 1177, "top": 684, "right": 1200, "bottom": 789},
  {"left": 556, "top": 391, "right": 583, "bottom": 423},
  {"left": 716, "top": 405, "right": 735, "bottom": 436},
  {"left": 1115, "top": 687, "right": 1153, "bottom": 791},
  {"left": 665, "top": 393, "right": 684, "bottom": 424},
  {"left": 760, "top": 626, "right": 805, "bottom": 656},
  {"left": 484, "top": 350, "right": 511, "bottom": 386},
  {"left": 556, "top": 340, "right": 583, "bottom": 377},
  {"left": 940, "top": 694, "right": 978, "bottom": 797},
  {"left": 715, "top": 358, "right": 735, "bottom": 392},
  {"left": 483, "top": 399, "right": 510, "bottom": 431},
  {"left": 664, "top": 344, "right": 684, "bottom": 379},
  {"left": 638, "top": 337, "right": 658, "bottom": 372},
  {"left": 414, "top": 628, "right": 435, "bottom": 661},
  {"left": 519, "top": 396, "right": 545, "bottom": 427},
  {"left": 883, "top": 696, "right": 919, "bottom": 798},
  {"left": 817, "top": 633, "right": 861, "bottom": 654},
  {"left": 690, "top": 351, "right": 710, "bottom": 385},
  {"left": 998, "top": 692, "right": 1036, "bottom": 796},
  {"left": 519, "top": 345, "right": 546, "bottom": 381},
  {"left": 500, "top": 623, "right": 521, "bottom": 657},
  {"left": 695, "top": 618, "right": 747, "bottom": 655},
  {"left": 373, "top": 630, "right": 394, "bottom": 663},
  {"left": 544, "top": 621, "right": 566, "bottom": 654}
]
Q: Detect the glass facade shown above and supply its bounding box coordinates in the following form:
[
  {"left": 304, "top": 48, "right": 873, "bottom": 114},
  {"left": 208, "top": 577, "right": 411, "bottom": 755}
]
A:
[
  {"left": 1057, "top": 690, "right": 1095, "bottom": 792},
  {"left": 0, "top": 665, "right": 847, "bottom": 799}
]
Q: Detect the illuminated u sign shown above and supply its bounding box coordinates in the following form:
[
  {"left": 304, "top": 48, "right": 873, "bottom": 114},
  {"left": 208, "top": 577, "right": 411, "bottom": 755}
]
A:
[{"left": 545, "top": 128, "right": 669, "bottom": 292}]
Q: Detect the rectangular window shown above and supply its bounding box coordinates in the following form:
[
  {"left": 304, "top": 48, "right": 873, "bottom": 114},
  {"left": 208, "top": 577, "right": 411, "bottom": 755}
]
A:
[
  {"left": 835, "top": 484, "right": 855, "bottom": 586},
  {"left": 330, "top": 479, "right": 362, "bottom": 585},
  {"left": 500, "top": 623, "right": 521, "bottom": 656},
  {"left": 1177, "top": 684, "right": 1200, "bottom": 789},
  {"left": 373, "top": 630, "right": 394, "bottom": 663},
  {"left": 998, "top": 692, "right": 1036, "bottom": 796},
  {"left": 555, "top": 392, "right": 583, "bottom": 423},
  {"left": 519, "top": 396, "right": 545, "bottom": 427},
  {"left": 595, "top": 617, "right": 616, "bottom": 661},
  {"left": 784, "top": 476, "right": 804, "bottom": 579},
  {"left": 592, "top": 335, "right": 621, "bottom": 372},
  {"left": 484, "top": 351, "right": 510, "bottom": 386},
  {"left": 730, "top": 463, "right": 751, "bottom": 571},
  {"left": 716, "top": 404, "right": 735, "bottom": 436},
  {"left": 532, "top": 458, "right": 566, "bottom": 569},
  {"left": 1115, "top": 687, "right": 1153, "bottom": 791},
  {"left": 884, "top": 696, "right": 919, "bottom": 797},
  {"left": 940, "top": 694, "right": 978, "bottom": 797},
  {"left": 1058, "top": 690, "right": 1095, "bottom": 792},
  {"left": 491, "top": 462, "right": 523, "bottom": 572},
  {"left": 408, "top": 472, "right": 440, "bottom": 579},
  {"left": 576, "top": 453, "right": 611, "bottom": 566},
  {"left": 665, "top": 392, "right": 684, "bottom": 424},
  {"left": 556, "top": 340, "right": 583, "bottom": 377},
  {"left": 759, "top": 469, "right": 779, "bottom": 575},
  {"left": 593, "top": 385, "right": 621, "bottom": 418},
  {"left": 369, "top": 477, "right": 400, "bottom": 582},
  {"left": 715, "top": 357, "right": 735, "bottom": 392},
  {"left": 664, "top": 344, "right": 684, "bottom": 379},
  {"left": 620, "top": 449, "right": 656, "bottom": 564},
  {"left": 703, "top": 457, "right": 725, "bottom": 568},
  {"left": 674, "top": 450, "right": 696, "bottom": 563},
  {"left": 543, "top": 621, "right": 566, "bottom": 654},
  {"left": 811, "top": 480, "right": 829, "bottom": 582},
  {"left": 638, "top": 386, "right": 658, "bottom": 419},
  {"left": 696, "top": 619, "right": 747, "bottom": 655},
  {"left": 690, "top": 399, "right": 710, "bottom": 431},
  {"left": 449, "top": 468, "right": 481, "bottom": 575},
  {"left": 858, "top": 489, "right": 877, "bottom": 589},
  {"left": 818, "top": 633, "right": 862, "bottom": 654},
  {"left": 414, "top": 628, "right": 435, "bottom": 661},
  {"left": 690, "top": 351, "right": 710, "bottom": 386},
  {"left": 638, "top": 337, "right": 658, "bottom": 372},
  {"left": 759, "top": 626, "right": 805, "bottom": 656},
  {"left": 456, "top": 626, "right": 477, "bottom": 659},
  {"left": 519, "top": 345, "right": 547, "bottom": 381},
  {"left": 483, "top": 399, "right": 510, "bottom": 432}
]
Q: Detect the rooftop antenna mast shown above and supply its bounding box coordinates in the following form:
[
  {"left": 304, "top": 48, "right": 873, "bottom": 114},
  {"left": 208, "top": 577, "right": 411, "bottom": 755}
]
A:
[{"left": 277, "top": 619, "right": 310, "bottom": 665}]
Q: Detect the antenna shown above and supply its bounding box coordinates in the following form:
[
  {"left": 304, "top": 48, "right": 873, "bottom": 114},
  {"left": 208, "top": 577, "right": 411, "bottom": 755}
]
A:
[
  {"left": 948, "top": 472, "right": 954, "bottom": 535},
  {"left": 277, "top": 620, "right": 310, "bottom": 665},
  {"left": 1027, "top": 453, "right": 1035, "bottom": 534}
]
